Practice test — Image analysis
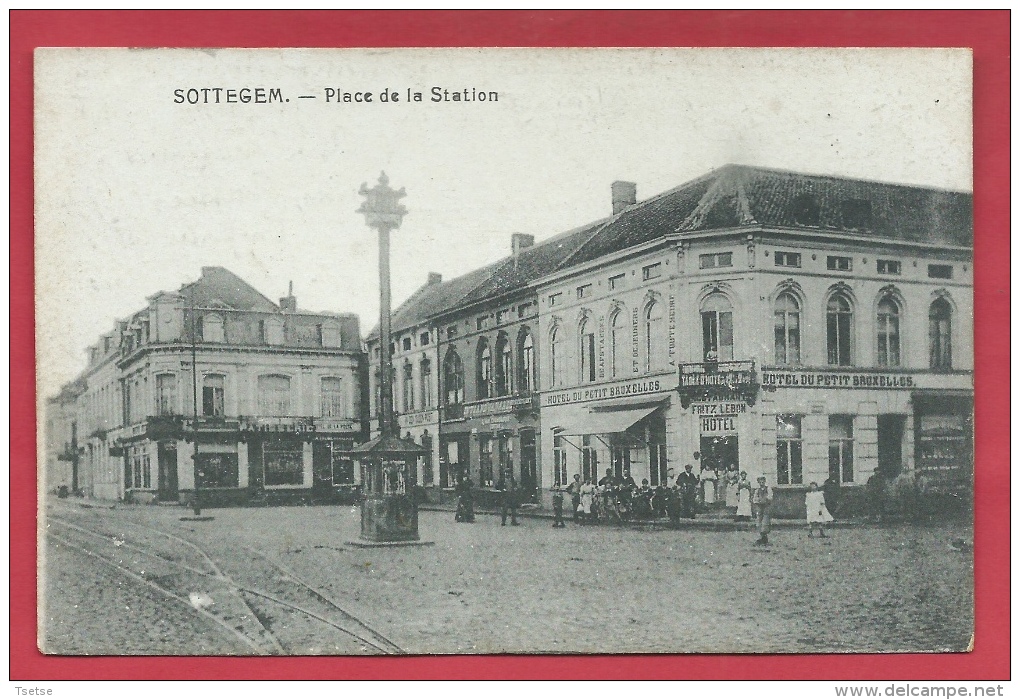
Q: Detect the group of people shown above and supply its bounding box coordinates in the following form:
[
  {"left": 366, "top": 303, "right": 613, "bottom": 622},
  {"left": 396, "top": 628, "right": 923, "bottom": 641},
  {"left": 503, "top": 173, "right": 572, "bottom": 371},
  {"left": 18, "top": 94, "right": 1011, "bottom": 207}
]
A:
[
  {"left": 453, "top": 469, "right": 522, "bottom": 527},
  {"left": 452, "top": 459, "right": 840, "bottom": 546}
]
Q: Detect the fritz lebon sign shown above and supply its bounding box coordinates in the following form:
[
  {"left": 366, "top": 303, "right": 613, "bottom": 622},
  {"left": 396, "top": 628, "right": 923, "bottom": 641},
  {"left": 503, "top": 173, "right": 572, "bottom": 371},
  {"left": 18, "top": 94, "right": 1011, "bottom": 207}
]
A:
[
  {"left": 761, "top": 371, "right": 916, "bottom": 389},
  {"left": 542, "top": 377, "right": 673, "bottom": 407}
]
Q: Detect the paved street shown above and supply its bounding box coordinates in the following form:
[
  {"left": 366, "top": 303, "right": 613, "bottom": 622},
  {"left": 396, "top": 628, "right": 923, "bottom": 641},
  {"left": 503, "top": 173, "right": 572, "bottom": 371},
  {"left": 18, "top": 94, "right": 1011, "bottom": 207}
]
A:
[{"left": 42, "top": 498, "right": 973, "bottom": 655}]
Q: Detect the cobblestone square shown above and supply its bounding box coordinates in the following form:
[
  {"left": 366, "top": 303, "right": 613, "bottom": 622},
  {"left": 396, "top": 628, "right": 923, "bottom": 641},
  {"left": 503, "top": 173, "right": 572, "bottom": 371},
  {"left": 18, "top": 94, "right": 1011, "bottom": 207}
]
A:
[{"left": 43, "top": 500, "right": 973, "bottom": 655}]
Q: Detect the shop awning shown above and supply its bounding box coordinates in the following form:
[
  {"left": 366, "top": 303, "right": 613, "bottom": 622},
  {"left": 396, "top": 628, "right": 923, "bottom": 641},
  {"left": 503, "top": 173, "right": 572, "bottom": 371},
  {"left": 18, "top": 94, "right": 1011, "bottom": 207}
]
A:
[{"left": 554, "top": 404, "right": 661, "bottom": 437}]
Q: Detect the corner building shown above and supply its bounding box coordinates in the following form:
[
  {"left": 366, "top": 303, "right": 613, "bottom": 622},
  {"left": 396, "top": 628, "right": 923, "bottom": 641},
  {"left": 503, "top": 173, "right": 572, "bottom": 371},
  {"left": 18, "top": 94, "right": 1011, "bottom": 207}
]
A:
[
  {"left": 50, "top": 267, "right": 366, "bottom": 506},
  {"left": 534, "top": 167, "right": 972, "bottom": 515}
]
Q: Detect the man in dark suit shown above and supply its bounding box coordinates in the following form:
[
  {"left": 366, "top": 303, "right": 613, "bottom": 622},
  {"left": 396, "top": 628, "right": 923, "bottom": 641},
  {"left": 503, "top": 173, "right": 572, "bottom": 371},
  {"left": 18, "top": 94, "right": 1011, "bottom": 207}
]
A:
[
  {"left": 676, "top": 464, "right": 700, "bottom": 519},
  {"left": 497, "top": 470, "right": 520, "bottom": 526}
]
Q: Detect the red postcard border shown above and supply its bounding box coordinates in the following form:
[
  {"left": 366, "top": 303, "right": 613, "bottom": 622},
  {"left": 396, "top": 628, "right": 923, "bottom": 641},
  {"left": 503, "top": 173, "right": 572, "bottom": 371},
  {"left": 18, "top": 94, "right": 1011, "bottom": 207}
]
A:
[{"left": 10, "top": 10, "right": 1009, "bottom": 680}]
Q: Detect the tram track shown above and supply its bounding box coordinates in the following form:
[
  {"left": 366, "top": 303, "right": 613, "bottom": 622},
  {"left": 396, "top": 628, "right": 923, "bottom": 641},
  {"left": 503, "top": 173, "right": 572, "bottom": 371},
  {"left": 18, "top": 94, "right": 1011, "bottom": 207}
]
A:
[{"left": 45, "top": 503, "right": 404, "bottom": 655}]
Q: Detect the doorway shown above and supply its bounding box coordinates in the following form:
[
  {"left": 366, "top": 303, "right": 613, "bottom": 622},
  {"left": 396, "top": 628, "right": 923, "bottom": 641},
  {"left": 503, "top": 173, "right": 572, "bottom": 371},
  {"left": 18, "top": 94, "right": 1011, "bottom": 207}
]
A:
[
  {"left": 519, "top": 429, "right": 537, "bottom": 502},
  {"left": 699, "top": 434, "right": 739, "bottom": 473},
  {"left": 877, "top": 415, "right": 905, "bottom": 479},
  {"left": 157, "top": 442, "right": 179, "bottom": 502}
]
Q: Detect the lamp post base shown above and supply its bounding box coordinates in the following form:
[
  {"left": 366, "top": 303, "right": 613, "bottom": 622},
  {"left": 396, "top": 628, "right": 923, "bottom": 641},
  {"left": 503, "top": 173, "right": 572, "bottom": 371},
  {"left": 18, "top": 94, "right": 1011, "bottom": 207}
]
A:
[{"left": 359, "top": 493, "right": 420, "bottom": 542}]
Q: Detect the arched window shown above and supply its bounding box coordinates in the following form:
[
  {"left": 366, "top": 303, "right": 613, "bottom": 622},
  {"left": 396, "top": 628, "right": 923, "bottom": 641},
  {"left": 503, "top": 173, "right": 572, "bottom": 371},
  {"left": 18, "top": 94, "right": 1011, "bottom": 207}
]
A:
[
  {"left": 701, "top": 293, "right": 734, "bottom": 361},
  {"left": 320, "top": 377, "right": 347, "bottom": 418},
  {"left": 518, "top": 331, "right": 535, "bottom": 392},
  {"left": 477, "top": 337, "right": 492, "bottom": 399},
  {"left": 826, "top": 294, "right": 854, "bottom": 366},
  {"left": 550, "top": 326, "right": 565, "bottom": 387},
  {"left": 202, "top": 374, "right": 225, "bottom": 417},
  {"left": 929, "top": 298, "right": 953, "bottom": 369},
  {"left": 444, "top": 349, "right": 464, "bottom": 406},
  {"left": 774, "top": 293, "right": 801, "bottom": 365},
  {"left": 644, "top": 300, "right": 666, "bottom": 372},
  {"left": 877, "top": 296, "right": 901, "bottom": 367},
  {"left": 257, "top": 374, "right": 290, "bottom": 415},
  {"left": 610, "top": 309, "right": 627, "bottom": 378},
  {"left": 420, "top": 358, "right": 433, "bottom": 407},
  {"left": 202, "top": 313, "right": 224, "bottom": 343},
  {"left": 495, "top": 332, "right": 512, "bottom": 396},
  {"left": 579, "top": 317, "right": 596, "bottom": 383}
]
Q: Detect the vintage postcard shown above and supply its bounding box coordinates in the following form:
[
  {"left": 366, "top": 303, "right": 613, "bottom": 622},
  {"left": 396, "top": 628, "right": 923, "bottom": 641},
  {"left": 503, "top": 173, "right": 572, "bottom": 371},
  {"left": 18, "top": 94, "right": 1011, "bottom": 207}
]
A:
[{"left": 36, "top": 47, "right": 974, "bottom": 656}]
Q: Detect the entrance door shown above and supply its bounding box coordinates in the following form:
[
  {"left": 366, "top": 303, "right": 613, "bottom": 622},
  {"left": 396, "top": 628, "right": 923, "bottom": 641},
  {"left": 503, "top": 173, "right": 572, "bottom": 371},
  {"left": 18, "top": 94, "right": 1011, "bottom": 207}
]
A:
[
  {"left": 519, "top": 430, "right": 537, "bottom": 503},
  {"left": 700, "top": 435, "right": 739, "bottom": 473},
  {"left": 877, "top": 415, "right": 905, "bottom": 479},
  {"left": 157, "top": 442, "right": 179, "bottom": 502}
]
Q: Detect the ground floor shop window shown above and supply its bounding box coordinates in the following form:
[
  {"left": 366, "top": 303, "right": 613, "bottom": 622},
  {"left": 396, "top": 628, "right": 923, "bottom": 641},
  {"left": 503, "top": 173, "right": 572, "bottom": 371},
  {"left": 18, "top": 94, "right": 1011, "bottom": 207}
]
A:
[
  {"left": 553, "top": 435, "right": 568, "bottom": 486},
  {"left": 421, "top": 432, "right": 434, "bottom": 485},
  {"left": 611, "top": 444, "right": 631, "bottom": 479},
  {"left": 479, "top": 436, "right": 494, "bottom": 486},
  {"left": 581, "top": 435, "right": 598, "bottom": 482},
  {"left": 829, "top": 415, "right": 855, "bottom": 483},
  {"left": 441, "top": 436, "right": 468, "bottom": 488},
  {"left": 126, "top": 445, "right": 151, "bottom": 489},
  {"left": 776, "top": 415, "right": 803, "bottom": 485},
  {"left": 313, "top": 439, "right": 354, "bottom": 486},
  {"left": 649, "top": 444, "right": 668, "bottom": 486},
  {"left": 262, "top": 440, "right": 304, "bottom": 486},
  {"left": 196, "top": 452, "right": 239, "bottom": 488}
]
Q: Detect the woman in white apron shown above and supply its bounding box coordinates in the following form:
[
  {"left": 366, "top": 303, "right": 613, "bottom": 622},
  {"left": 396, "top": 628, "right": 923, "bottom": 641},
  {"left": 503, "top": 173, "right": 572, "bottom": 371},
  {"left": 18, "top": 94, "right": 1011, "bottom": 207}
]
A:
[{"left": 735, "top": 471, "right": 753, "bottom": 520}]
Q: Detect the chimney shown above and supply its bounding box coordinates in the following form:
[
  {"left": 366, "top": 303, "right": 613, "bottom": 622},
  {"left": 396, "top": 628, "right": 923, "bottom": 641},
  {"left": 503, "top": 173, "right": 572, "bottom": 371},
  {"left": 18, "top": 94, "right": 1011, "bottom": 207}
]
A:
[
  {"left": 512, "top": 233, "right": 535, "bottom": 257},
  {"left": 280, "top": 280, "right": 297, "bottom": 312},
  {"left": 427, "top": 272, "right": 442, "bottom": 285},
  {"left": 611, "top": 181, "right": 637, "bottom": 215}
]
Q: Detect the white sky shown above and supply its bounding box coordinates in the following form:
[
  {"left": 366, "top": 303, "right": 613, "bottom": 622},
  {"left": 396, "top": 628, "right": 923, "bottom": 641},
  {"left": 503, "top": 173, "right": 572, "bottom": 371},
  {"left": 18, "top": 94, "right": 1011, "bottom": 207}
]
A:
[{"left": 35, "top": 48, "right": 972, "bottom": 399}]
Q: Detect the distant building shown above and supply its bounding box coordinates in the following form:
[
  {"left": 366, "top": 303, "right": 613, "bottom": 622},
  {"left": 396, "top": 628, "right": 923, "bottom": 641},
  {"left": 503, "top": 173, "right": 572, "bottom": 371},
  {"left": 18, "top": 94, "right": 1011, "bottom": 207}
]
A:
[{"left": 46, "top": 267, "right": 366, "bottom": 506}]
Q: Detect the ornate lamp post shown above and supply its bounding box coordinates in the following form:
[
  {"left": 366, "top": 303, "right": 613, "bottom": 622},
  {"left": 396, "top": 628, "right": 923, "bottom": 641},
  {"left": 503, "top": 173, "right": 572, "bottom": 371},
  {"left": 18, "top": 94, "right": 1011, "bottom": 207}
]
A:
[{"left": 352, "top": 173, "right": 427, "bottom": 544}]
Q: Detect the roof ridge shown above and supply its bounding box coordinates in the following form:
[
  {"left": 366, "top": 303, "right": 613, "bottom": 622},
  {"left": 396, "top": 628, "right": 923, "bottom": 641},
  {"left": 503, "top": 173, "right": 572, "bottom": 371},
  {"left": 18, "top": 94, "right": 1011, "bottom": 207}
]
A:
[{"left": 722, "top": 163, "right": 972, "bottom": 195}]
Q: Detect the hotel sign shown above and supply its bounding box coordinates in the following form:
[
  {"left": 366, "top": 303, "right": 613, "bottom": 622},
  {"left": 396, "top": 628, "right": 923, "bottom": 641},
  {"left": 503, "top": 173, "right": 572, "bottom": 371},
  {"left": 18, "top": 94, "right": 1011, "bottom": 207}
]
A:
[
  {"left": 397, "top": 410, "right": 437, "bottom": 428},
  {"left": 542, "top": 376, "right": 674, "bottom": 407},
  {"left": 761, "top": 370, "right": 917, "bottom": 389},
  {"left": 314, "top": 418, "right": 361, "bottom": 432}
]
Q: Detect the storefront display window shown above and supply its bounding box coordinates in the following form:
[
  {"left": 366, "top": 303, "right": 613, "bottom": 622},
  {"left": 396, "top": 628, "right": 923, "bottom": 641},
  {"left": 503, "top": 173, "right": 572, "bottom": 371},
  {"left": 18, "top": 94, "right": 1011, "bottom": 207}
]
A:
[
  {"left": 197, "top": 452, "right": 238, "bottom": 488},
  {"left": 553, "top": 435, "right": 567, "bottom": 486},
  {"left": 262, "top": 440, "right": 303, "bottom": 486},
  {"left": 479, "top": 436, "right": 494, "bottom": 486}
]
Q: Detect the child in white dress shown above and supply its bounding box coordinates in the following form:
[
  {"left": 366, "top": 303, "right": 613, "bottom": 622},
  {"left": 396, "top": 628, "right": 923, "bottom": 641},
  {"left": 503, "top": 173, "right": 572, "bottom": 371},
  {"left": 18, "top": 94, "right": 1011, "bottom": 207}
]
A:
[{"left": 805, "top": 482, "right": 834, "bottom": 538}]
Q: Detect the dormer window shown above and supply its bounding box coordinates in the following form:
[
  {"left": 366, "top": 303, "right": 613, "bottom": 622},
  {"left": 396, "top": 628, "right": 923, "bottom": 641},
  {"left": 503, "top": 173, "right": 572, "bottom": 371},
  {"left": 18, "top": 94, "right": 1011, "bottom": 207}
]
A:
[
  {"left": 792, "top": 194, "right": 821, "bottom": 226},
  {"left": 841, "top": 199, "right": 872, "bottom": 230}
]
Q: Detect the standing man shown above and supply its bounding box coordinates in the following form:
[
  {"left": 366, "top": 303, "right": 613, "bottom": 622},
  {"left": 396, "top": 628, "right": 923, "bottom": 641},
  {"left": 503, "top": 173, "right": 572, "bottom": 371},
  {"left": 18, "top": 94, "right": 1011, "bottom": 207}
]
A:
[
  {"left": 550, "top": 484, "right": 566, "bottom": 528},
  {"left": 676, "top": 464, "right": 700, "bottom": 519},
  {"left": 752, "top": 476, "right": 773, "bottom": 546},
  {"left": 497, "top": 469, "right": 520, "bottom": 526},
  {"left": 566, "top": 473, "right": 583, "bottom": 523}
]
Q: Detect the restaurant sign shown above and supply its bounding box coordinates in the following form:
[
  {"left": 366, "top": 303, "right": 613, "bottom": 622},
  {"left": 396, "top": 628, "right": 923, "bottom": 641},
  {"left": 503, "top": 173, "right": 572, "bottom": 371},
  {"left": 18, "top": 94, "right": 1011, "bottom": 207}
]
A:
[
  {"left": 678, "top": 361, "right": 759, "bottom": 407},
  {"left": 463, "top": 396, "right": 537, "bottom": 418}
]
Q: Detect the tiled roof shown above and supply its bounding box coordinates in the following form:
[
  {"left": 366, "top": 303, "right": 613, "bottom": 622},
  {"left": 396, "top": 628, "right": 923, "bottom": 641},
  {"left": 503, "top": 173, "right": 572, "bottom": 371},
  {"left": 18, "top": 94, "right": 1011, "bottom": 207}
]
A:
[
  {"left": 366, "top": 262, "right": 501, "bottom": 341},
  {"left": 370, "top": 164, "right": 972, "bottom": 336},
  {"left": 562, "top": 165, "right": 973, "bottom": 269},
  {"left": 178, "top": 266, "right": 278, "bottom": 312}
]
